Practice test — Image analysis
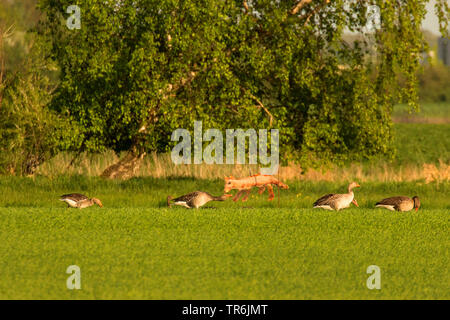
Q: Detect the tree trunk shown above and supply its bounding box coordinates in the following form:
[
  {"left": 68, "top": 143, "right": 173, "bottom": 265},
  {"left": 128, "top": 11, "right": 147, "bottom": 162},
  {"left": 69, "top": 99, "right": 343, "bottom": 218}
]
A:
[{"left": 101, "top": 150, "right": 146, "bottom": 179}]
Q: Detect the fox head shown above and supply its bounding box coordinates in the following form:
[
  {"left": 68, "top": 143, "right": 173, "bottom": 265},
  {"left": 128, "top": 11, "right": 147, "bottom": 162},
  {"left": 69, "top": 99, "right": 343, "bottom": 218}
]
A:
[{"left": 224, "top": 176, "right": 236, "bottom": 193}]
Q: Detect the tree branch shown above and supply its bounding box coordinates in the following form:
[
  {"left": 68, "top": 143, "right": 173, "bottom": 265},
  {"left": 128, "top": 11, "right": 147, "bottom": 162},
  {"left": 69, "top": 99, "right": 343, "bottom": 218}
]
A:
[
  {"left": 138, "top": 62, "right": 212, "bottom": 136},
  {"left": 243, "top": 0, "right": 249, "bottom": 14},
  {"left": 297, "top": 0, "right": 330, "bottom": 26},
  {"left": 245, "top": 90, "right": 274, "bottom": 126},
  {"left": 290, "top": 0, "right": 313, "bottom": 15},
  {"left": 0, "top": 25, "right": 14, "bottom": 108}
]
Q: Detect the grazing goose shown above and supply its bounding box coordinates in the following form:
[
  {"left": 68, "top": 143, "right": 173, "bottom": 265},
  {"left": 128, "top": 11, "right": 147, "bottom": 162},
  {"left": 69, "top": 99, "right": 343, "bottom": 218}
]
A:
[
  {"left": 313, "top": 182, "right": 360, "bottom": 211},
  {"left": 375, "top": 196, "right": 420, "bottom": 212},
  {"left": 167, "top": 191, "right": 232, "bottom": 209},
  {"left": 60, "top": 193, "right": 103, "bottom": 209}
]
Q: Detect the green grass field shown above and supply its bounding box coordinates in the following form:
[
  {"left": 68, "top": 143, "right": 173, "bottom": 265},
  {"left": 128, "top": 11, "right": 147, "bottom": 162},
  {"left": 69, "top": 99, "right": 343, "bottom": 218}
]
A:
[
  {"left": 1, "top": 105, "right": 449, "bottom": 300},
  {"left": 0, "top": 177, "right": 448, "bottom": 299},
  {"left": 393, "top": 102, "right": 450, "bottom": 123},
  {"left": 394, "top": 123, "right": 450, "bottom": 164}
]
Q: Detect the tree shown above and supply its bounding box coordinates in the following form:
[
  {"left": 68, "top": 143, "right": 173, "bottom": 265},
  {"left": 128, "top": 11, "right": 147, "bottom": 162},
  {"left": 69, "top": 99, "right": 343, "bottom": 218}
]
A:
[
  {"left": 37, "top": 0, "right": 449, "bottom": 177},
  {"left": 0, "top": 31, "right": 74, "bottom": 175},
  {"left": 0, "top": 0, "right": 43, "bottom": 76},
  {"left": 0, "top": 1, "right": 71, "bottom": 175}
]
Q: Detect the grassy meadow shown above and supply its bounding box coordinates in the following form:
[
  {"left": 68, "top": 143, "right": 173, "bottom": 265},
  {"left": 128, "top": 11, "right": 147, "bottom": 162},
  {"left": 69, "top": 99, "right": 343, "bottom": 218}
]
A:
[
  {"left": 0, "top": 103, "right": 449, "bottom": 299},
  {"left": 393, "top": 102, "right": 450, "bottom": 124},
  {"left": 0, "top": 177, "right": 448, "bottom": 299}
]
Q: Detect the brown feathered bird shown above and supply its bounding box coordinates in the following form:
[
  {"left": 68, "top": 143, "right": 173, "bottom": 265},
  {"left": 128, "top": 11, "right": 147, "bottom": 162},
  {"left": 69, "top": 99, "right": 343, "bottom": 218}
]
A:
[
  {"left": 167, "top": 191, "right": 232, "bottom": 209},
  {"left": 313, "top": 182, "right": 360, "bottom": 211},
  {"left": 375, "top": 196, "right": 420, "bottom": 212},
  {"left": 60, "top": 193, "right": 103, "bottom": 209}
]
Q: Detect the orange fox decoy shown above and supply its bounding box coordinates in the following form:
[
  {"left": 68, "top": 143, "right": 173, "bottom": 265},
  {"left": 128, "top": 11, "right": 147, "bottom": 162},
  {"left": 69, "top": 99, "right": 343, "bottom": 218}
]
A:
[{"left": 224, "top": 174, "right": 289, "bottom": 202}]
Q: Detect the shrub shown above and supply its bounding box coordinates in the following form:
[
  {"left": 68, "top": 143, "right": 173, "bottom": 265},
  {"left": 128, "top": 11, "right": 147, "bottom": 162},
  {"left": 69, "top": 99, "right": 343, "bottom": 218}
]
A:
[{"left": 0, "top": 71, "right": 66, "bottom": 175}]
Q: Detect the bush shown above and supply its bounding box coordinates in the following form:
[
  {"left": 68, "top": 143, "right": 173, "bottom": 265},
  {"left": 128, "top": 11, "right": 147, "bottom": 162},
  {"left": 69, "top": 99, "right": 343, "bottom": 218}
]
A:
[{"left": 0, "top": 71, "right": 69, "bottom": 175}]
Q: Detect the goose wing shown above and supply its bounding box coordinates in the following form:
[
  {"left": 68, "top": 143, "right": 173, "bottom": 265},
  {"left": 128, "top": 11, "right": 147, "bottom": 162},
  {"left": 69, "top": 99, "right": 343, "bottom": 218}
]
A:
[
  {"left": 60, "top": 193, "right": 89, "bottom": 201},
  {"left": 376, "top": 196, "right": 410, "bottom": 208},
  {"left": 313, "top": 193, "right": 340, "bottom": 206}
]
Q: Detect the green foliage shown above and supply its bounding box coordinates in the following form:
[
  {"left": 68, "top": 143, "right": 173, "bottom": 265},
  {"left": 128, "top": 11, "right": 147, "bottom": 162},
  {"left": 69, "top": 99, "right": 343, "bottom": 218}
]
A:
[
  {"left": 0, "top": 39, "right": 76, "bottom": 175},
  {"left": 0, "top": 0, "right": 70, "bottom": 175},
  {"left": 0, "top": 72, "right": 72, "bottom": 175},
  {"left": 0, "top": 0, "right": 41, "bottom": 75},
  {"left": 37, "top": 0, "right": 449, "bottom": 167}
]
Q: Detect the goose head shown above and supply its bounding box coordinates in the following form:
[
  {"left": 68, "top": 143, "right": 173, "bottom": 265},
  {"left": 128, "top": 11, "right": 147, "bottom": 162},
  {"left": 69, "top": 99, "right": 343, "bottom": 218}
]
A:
[
  {"left": 412, "top": 196, "right": 420, "bottom": 212},
  {"left": 91, "top": 198, "right": 103, "bottom": 208},
  {"left": 348, "top": 182, "right": 361, "bottom": 192}
]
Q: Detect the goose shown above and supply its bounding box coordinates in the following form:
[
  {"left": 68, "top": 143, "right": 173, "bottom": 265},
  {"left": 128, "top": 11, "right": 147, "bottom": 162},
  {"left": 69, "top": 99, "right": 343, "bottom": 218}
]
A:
[
  {"left": 375, "top": 196, "right": 420, "bottom": 212},
  {"left": 313, "top": 182, "right": 360, "bottom": 211},
  {"left": 167, "top": 191, "right": 232, "bottom": 209},
  {"left": 60, "top": 193, "right": 103, "bottom": 209}
]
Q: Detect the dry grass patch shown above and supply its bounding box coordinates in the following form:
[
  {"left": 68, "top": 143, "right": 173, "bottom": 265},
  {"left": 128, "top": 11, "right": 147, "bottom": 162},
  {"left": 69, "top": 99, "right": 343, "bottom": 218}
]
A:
[{"left": 34, "top": 151, "right": 450, "bottom": 183}]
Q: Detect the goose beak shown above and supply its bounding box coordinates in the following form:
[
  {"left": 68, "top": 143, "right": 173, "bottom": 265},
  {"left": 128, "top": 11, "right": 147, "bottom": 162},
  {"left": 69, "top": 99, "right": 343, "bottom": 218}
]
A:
[
  {"left": 352, "top": 199, "right": 359, "bottom": 207},
  {"left": 355, "top": 184, "right": 361, "bottom": 188}
]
